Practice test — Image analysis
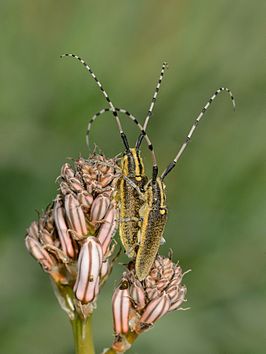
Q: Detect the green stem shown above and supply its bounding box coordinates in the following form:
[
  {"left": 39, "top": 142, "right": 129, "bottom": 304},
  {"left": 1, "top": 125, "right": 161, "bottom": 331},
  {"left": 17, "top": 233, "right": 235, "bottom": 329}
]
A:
[{"left": 71, "top": 315, "right": 95, "bottom": 354}]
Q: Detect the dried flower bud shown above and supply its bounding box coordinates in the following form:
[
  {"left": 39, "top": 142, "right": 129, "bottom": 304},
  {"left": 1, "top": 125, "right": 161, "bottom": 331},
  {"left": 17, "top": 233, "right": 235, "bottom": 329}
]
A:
[
  {"left": 61, "top": 163, "right": 75, "bottom": 180},
  {"left": 25, "top": 235, "right": 55, "bottom": 271},
  {"left": 74, "top": 237, "right": 103, "bottom": 304}
]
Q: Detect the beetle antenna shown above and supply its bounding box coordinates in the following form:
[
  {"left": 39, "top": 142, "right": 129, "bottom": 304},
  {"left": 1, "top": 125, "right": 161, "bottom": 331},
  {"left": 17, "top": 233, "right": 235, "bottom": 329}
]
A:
[
  {"left": 61, "top": 53, "right": 130, "bottom": 151},
  {"left": 161, "top": 87, "right": 235, "bottom": 180},
  {"left": 86, "top": 107, "right": 158, "bottom": 181},
  {"left": 136, "top": 62, "right": 168, "bottom": 150}
]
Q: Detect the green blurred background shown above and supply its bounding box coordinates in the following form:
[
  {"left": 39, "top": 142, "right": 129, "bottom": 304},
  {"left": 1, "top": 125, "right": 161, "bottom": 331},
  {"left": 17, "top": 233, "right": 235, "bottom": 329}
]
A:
[{"left": 1, "top": 1, "right": 265, "bottom": 353}]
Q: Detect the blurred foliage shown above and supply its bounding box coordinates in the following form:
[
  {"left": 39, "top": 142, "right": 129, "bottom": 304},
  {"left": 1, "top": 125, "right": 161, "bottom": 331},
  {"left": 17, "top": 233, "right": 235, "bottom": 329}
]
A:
[{"left": 0, "top": 0, "right": 266, "bottom": 353}]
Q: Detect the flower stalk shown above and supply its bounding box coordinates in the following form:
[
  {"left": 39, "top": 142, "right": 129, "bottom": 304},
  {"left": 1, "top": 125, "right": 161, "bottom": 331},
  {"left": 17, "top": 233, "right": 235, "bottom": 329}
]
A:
[{"left": 71, "top": 315, "right": 95, "bottom": 354}]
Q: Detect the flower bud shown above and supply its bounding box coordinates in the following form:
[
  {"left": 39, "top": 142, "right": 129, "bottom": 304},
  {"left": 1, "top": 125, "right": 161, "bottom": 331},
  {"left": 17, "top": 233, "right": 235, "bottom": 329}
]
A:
[
  {"left": 97, "top": 206, "right": 117, "bottom": 255},
  {"left": 64, "top": 194, "right": 88, "bottom": 238},
  {"left": 90, "top": 193, "right": 110, "bottom": 222},
  {"left": 74, "top": 237, "right": 103, "bottom": 303},
  {"left": 139, "top": 293, "right": 171, "bottom": 325},
  {"left": 25, "top": 236, "right": 54, "bottom": 271},
  {"left": 78, "top": 191, "right": 93, "bottom": 210},
  {"left": 61, "top": 163, "right": 75, "bottom": 179},
  {"left": 112, "top": 280, "right": 131, "bottom": 335},
  {"left": 53, "top": 197, "right": 75, "bottom": 258},
  {"left": 130, "top": 280, "right": 146, "bottom": 311},
  {"left": 169, "top": 285, "right": 187, "bottom": 311}
]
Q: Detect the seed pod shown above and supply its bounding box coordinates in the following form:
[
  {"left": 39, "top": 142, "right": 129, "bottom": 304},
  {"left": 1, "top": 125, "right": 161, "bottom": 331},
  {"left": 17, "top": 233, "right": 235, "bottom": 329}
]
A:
[
  {"left": 64, "top": 194, "right": 88, "bottom": 238},
  {"left": 90, "top": 193, "right": 110, "bottom": 222},
  {"left": 74, "top": 237, "right": 103, "bottom": 303},
  {"left": 53, "top": 197, "right": 75, "bottom": 258},
  {"left": 140, "top": 293, "right": 171, "bottom": 324},
  {"left": 97, "top": 206, "right": 117, "bottom": 255},
  {"left": 112, "top": 281, "right": 131, "bottom": 334},
  {"left": 25, "top": 236, "right": 54, "bottom": 271}
]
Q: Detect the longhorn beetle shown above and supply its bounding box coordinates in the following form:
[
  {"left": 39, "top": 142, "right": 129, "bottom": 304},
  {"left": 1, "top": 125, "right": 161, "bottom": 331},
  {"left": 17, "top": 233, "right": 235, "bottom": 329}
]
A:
[
  {"left": 61, "top": 54, "right": 235, "bottom": 281},
  {"left": 61, "top": 54, "right": 164, "bottom": 259},
  {"left": 87, "top": 89, "right": 235, "bottom": 281}
]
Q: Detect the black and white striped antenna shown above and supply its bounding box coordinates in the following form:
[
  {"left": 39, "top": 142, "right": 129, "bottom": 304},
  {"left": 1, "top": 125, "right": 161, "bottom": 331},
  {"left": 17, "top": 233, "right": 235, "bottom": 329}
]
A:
[
  {"left": 136, "top": 62, "right": 168, "bottom": 150},
  {"left": 161, "top": 87, "right": 235, "bottom": 180}
]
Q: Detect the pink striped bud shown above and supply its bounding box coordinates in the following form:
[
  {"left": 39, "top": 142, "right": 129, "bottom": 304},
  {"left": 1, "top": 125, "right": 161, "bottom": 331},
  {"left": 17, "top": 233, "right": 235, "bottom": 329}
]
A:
[
  {"left": 100, "top": 259, "right": 109, "bottom": 280},
  {"left": 78, "top": 191, "right": 93, "bottom": 210},
  {"left": 139, "top": 293, "right": 171, "bottom": 325},
  {"left": 60, "top": 181, "right": 71, "bottom": 195},
  {"left": 68, "top": 177, "right": 84, "bottom": 192},
  {"left": 112, "top": 280, "right": 131, "bottom": 334},
  {"left": 53, "top": 197, "right": 75, "bottom": 258},
  {"left": 97, "top": 206, "right": 117, "bottom": 255},
  {"left": 25, "top": 236, "right": 54, "bottom": 271},
  {"left": 27, "top": 221, "right": 39, "bottom": 239},
  {"left": 169, "top": 285, "right": 187, "bottom": 311},
  {"left": 130, "top": 280, "right": 146, "bottom": 311},
  {"left": 39, "top": 229, "right": 55, "bottom": 246},
  {"left": 74, "top": 237, "right": 103, "bottom": 303},
  {"left": 64, "top": 194, "right": 88, "bottom": 238},
  {"left": 90, "top": 193, "right": 110, "bottom": 222}
]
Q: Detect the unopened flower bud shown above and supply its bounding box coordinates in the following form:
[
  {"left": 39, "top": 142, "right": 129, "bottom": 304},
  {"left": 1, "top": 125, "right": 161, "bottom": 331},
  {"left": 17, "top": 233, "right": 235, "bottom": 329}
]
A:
[
  {"left": 97, "top": 205, "right": 117, "bottom": 255},
  {"left": 169, "top": 285, "right": 187, "bottom": 311},
  {"left": 112, "top": 280, "right": 131, "bottom": 335},
  {"left": 64, "top": 194, "right": 88, "bottom": 238},
  {"left": 90, "top": 193, "right": 110, "bottom": 222},
  {"left": 139, "top": 293, "right": 171, "bottom": 325},
  {"left": 74, "top": 237, "right": 103, "bottom": 303},
  {"left": 78, "top": 191, "right": 93, "bottom": 210},
  {"left": 53, "top": 197, "right": 75, "bottom": 258},
  {"left": 130, "top": 280, "right": 146, "bottom": 311}
]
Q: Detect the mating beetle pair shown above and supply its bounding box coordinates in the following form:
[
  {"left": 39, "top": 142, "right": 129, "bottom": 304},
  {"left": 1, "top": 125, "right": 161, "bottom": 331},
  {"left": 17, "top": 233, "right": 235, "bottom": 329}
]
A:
[{"left": 61, "top": 53, "right": 235, "bottom": 281}]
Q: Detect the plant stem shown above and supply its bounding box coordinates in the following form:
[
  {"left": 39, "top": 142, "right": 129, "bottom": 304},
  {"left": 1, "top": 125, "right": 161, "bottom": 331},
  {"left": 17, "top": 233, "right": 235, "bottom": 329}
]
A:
[
  {"left": 71, "top": 315, "right": 95, "bottom": 354},
  {"left": 103, "top": 331, "right": 139, "bottom": 354}
]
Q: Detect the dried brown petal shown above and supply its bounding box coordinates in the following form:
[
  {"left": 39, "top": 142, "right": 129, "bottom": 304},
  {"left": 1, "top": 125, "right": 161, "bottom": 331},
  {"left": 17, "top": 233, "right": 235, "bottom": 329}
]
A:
[{"left": 25, "top": 236, "right": 54, "bottom": 271}]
